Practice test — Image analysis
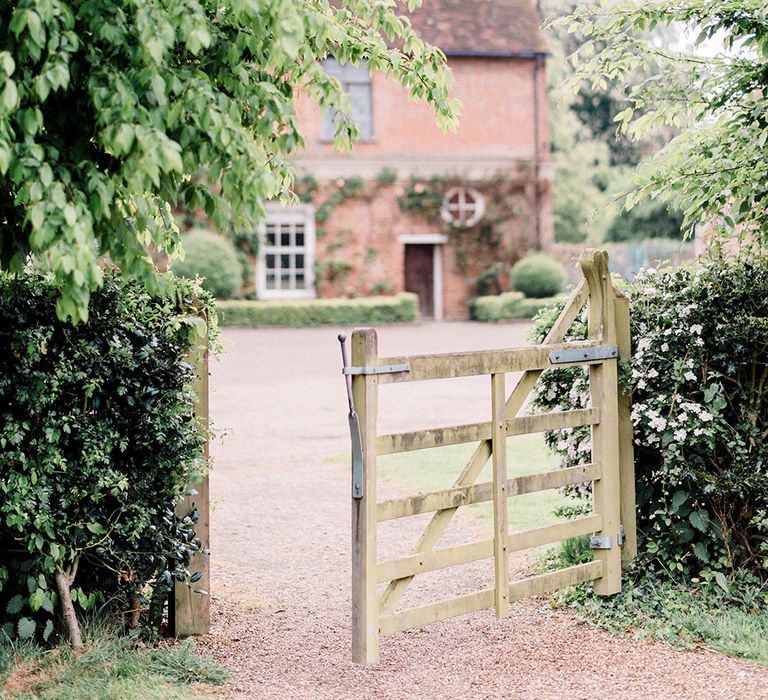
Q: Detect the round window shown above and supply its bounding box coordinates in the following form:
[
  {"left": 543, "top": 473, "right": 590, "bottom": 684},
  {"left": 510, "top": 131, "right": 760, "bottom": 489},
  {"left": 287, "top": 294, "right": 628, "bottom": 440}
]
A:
[{"left": 441, "top": 187, "right": 485, "bottom": 228}]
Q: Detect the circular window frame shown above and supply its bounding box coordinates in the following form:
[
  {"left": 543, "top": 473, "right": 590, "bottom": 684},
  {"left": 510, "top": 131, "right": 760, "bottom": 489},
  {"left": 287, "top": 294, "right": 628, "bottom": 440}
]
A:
[{"left": 440, "top": 187, "right": 485, "bottom": 228}]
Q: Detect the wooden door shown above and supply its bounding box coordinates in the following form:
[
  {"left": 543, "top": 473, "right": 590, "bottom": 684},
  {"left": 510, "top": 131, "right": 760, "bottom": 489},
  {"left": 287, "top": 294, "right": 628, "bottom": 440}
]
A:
[{"left": 404, "top": 244, "right": 434, "bottom": 318}]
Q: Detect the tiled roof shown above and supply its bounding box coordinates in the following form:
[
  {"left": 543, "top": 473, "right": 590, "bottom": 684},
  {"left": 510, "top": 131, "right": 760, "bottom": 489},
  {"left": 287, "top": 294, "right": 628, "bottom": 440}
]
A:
[{"left": 407, "top": 0, "right": 547, "bottom": 56}]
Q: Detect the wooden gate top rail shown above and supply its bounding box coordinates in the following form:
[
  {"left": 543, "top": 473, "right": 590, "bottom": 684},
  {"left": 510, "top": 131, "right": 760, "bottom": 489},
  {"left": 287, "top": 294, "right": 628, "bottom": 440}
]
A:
[
  {"left": 377, "top": 463, "right": 600, "bottom": 521},
  {"left": 376, "top": 407, "right": 600, "bottom": 455},
  {"left": 377, "top": 514, "right": 603, "bottom": 583},
  {"left": 376, "top": 339, "right": 607, "bottom": 384},
  {"left": 378, "top": 560, "right": 603, "bottom": 636}
]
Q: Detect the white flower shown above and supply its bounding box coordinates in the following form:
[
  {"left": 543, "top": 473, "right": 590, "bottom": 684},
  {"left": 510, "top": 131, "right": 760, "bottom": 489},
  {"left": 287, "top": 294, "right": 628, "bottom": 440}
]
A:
[
  {"left": 674, "top": 428, "right": 687, "bottom": 441},
  {"left": 684, "top": 371, "right": 697, "bottom": 382},
  {"left": 690, "top": 324, "right": 703, "bottom": 335},
  {"left": 637, "top": 379, "right": 646, "bottom": 390},
  {"left": 661, "top": 343, "right": 669, "bottom": 352},
  {"left": 647, "top": 368, "right": 659, "bottom": 378},
  {"left": 636, "top": 338, "right": 652, "bottom": 353},
  {"left": 649, "top": 415, "right": 667, "bottom": 431},
  {"left": 699, "top": 411, "right": 713, "bottom": 422}
]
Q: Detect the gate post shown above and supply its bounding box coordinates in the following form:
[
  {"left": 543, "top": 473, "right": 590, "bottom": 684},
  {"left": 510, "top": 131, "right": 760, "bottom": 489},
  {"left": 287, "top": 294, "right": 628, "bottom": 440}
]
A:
[
  {"left": 351, "top": 328, "right": 379, "bottom": 664},
  {"left": 615, "top": 293, "right": 638, "bottom": 565},
  {"left": 172, "top": 316, "right": 211, "bottom": 636},
  {"left": 580, "top": 251, "right": 622, "bottom": 595}
]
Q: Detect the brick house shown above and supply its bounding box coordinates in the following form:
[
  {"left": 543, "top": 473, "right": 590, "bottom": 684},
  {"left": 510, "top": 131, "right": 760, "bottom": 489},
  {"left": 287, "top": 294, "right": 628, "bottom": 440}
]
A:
[{"left": 257, "top": 0, "right": 552, "bottom": 320}]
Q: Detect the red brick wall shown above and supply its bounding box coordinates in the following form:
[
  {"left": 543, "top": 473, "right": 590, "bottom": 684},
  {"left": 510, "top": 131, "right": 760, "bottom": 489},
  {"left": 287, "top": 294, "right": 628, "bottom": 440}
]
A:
[{"left": 291, "top": 55, "right": 553, "bottom": 319}]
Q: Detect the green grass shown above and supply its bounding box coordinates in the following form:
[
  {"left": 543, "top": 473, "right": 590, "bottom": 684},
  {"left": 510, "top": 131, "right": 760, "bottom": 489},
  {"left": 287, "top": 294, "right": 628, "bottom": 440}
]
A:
[
  {"left": 0, "top": 621, "right": 228, "bottom": 700},
  {"left": 376, "top": 433, "right": 572, "bottom": 536}
]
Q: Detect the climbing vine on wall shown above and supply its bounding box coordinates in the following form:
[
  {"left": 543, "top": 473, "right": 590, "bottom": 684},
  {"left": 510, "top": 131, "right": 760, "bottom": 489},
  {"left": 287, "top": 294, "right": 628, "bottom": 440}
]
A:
[{"left": 396, "top": 169, "right": 535, "bottom": 294}]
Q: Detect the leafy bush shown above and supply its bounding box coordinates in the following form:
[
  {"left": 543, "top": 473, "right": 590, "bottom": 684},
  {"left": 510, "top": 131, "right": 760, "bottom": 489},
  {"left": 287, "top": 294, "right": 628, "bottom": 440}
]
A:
[
  {"left": 531, "top": 252, "right": 768, "bottom": 581},
  {"left": 605, "top": 199, "right": 685, "bottom": 242},
  {"left": 217, "top": 293, "right": 418, "bottom": 327},
  {"left": 468, "top": 292, "right": 559, "bottom": 322},
  {"left": 510, "top": 254, "right": 568, "bottom": 298},
  {"left": 0, "top": 270, "right": 214, "bottom": 644},
  {"left": 173, "top": 231, "right": 243, "bottom": 299}
]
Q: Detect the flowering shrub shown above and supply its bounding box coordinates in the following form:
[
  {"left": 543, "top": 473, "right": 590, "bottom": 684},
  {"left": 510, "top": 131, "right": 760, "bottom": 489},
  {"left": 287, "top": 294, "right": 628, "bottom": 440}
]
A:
[{"left": 531, "top": 253, "right": 768, "bottom": 580}]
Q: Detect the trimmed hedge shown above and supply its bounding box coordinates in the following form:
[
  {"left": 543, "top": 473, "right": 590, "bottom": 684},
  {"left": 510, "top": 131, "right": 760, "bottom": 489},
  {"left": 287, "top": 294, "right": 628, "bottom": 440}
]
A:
[
  {"left": 468, "top": 292, "right": 560, "bottom": 322},
  {"left": 510, "top": 253, "right": 568, "bottom": 298},
  {"left": 217, "top": 292, "right": 419, "bottom": 327}
]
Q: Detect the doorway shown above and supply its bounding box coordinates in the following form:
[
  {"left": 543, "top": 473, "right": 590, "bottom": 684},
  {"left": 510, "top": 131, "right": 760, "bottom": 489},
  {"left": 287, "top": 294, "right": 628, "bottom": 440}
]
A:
[{"left": 404, "top": 244, "right": 436, "bottom": 318}]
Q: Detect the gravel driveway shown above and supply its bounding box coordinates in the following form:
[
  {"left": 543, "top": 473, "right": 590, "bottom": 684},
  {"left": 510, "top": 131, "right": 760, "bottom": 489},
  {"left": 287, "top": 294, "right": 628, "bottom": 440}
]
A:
[{"left": 198, "top": 321, "right": 768, "bottom": 699}]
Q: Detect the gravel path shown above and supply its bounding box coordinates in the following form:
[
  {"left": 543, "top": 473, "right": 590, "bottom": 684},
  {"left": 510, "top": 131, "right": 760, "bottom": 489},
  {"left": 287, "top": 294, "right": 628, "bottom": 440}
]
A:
[{"left": 198, "top": 322, "right": 768, "bottom": 699}]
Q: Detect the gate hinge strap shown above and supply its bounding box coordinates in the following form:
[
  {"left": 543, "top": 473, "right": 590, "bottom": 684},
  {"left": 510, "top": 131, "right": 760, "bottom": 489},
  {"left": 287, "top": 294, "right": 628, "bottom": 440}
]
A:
[
  {"left": 343, "top": 363, "right": 411, "bottom": 376},
  {"left": 549, "top": 345, "right": 619, "bottom": 365}
]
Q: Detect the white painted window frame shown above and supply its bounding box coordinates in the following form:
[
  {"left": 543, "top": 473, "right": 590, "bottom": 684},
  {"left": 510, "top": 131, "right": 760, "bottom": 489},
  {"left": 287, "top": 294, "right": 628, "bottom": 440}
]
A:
[
  {"left": 398, "top": 233, "right": 447, "bottom": 321},
  {"left": 257, "top": 203, "right": 317, "bottom": 300}
]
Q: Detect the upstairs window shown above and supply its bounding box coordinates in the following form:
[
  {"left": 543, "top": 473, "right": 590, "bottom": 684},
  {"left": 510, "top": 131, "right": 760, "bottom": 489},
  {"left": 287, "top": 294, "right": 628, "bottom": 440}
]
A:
[
  {"left": 257, "top": 205, "right": 316, "bottom": 300},
  {"left": 321, "top": 59, "right": 373, "bottom": 141}
]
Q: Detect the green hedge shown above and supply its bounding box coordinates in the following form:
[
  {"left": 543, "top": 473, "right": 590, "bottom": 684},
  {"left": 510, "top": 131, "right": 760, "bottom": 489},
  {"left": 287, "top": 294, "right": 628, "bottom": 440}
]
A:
[
  {"left": 468, "top": 292, "right": 560, "bottom": 322},
  {"left": 217, "top": 292, "right": 419, "bottom": 327}
]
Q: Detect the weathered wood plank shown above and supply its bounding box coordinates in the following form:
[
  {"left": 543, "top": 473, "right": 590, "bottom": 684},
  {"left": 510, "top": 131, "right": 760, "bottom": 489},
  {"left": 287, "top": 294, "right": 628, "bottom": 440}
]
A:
[
  {"left": 507, "top": 408, "right": 600, "bottom": 436},
  {"left": 376, "top": 515, "right": 603, "bottom": 583},
  {"left": 615, "top": 293, "right": 637, "bottom": 564},
  {"left": 376, "top": 463, "right": 600, "bottom": 521},
  {"left": 351, "top": 328, "right": 379, "bottom": 664},
  {"left": 582, "top": 250, "right": 623, "bottom": 596},
  {"left": 508, "top": 514, "right": 603, "bottom": 553},
  {"left": 377, "top": 538, "right": 494, "bottom": 583},
  {"left": 375, "top": 408, "right": 600, "bottom": 455},
  {"left": 378, "top": 282, "right": 588, "bottom": 612},
  {"left": 491, "top": 373, "right": 510, "bottom": 618},
  {"left": 172, "top": 323, "right": 210, "bottom": 637},
  {"left": 508, "top": 561, "right": 603, "bottom": 603},
  {"left": 377, "top": 339, "right": 603, "bottom": 384},
  {"left": 379, "top": 588, "right": 495, "bottom": 636},
  {"left": 376, "top": 421, "right": 490, "bottom": 455}
]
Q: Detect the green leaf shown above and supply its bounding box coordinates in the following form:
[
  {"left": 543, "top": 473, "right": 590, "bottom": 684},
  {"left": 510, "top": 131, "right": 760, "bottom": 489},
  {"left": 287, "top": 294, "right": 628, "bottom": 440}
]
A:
[
  {"left": 17, "top": 617, "right": 35, "bottom": 640},
  {"left": 29, "top": 588, "right": 46, "bottom": 612},
  {"left": 86, "top": 522, "right": 107, "bottom": 535},
  {"left": 42, "top": 619, "right": 54, "bottom": 642},
  {"left": 5, "top": 594, "right": 23, "bottom": 615},
  {"left": 689, "top": 510, "right": 709, "bottom": 533},
  {"left": 714, "top": 571, "right": 730, "bottom": 595}
]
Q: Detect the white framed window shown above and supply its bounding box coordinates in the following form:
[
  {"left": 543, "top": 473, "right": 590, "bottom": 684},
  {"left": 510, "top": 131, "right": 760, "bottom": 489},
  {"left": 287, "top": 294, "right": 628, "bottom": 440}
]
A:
[
  {"left": 321, "top": 59, "right": 374, "bottom": 141},
  {"left": 441, "top": 187, "right": 485, "bottom": 228},
  {"left": 257, "top": 204, "right": 316, "bottom": 300}
]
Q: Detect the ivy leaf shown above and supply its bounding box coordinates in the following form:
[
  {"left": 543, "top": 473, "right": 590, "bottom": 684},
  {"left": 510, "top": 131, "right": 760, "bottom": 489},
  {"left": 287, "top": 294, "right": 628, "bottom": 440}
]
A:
[
  {"left": 17, "top": 617, "right": 35, "bottom": 640},
  {"left": 5, "top": 595, "right": 24, "bottom": 615}
]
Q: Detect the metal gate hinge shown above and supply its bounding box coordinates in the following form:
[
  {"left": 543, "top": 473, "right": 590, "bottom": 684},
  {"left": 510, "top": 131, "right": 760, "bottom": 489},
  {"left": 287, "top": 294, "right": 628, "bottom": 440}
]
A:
[
  {"left": 549, "top": 345, "right": 619, "bottom": 365},
  {"left": 343, "top": 363, "right": 411, "bottom": 376}
]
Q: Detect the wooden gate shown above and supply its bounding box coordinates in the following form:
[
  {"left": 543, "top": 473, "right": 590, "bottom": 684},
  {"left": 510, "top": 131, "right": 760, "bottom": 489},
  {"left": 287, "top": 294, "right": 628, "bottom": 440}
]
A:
[{"left": 345, "top": 249, "right": 636, "bottom": 664}]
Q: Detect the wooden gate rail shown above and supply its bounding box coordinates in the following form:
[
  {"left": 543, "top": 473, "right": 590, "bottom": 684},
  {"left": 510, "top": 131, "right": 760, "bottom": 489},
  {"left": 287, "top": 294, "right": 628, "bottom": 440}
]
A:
[{"left": 349, "top": 249, "right": 635, "bottom": 664}]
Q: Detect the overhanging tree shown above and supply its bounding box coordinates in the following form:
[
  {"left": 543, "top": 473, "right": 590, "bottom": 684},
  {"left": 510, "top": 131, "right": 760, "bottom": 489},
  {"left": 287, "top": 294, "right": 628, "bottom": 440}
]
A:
[
  {"left": 0, "top": 0, "right": 459, "bottom": 321},
  {"left": 556, "top": 1, "right": 768, "bottom": 238}
]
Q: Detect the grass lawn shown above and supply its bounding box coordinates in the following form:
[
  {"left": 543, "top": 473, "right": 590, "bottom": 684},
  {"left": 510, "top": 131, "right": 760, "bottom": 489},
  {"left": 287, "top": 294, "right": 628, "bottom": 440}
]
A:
[
  {"left": 377, "top": 433, "right": 574, "bottom": 538},
  {"left": 0, "top": 622, "right": 227, "bottom": 700}
]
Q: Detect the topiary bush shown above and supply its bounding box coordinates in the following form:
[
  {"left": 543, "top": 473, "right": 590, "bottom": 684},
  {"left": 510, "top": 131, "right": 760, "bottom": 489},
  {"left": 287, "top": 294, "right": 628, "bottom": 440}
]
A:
[
  {"left": 510, "top": 254, "right": 568, "bottom": 298},
  {"left": 173, "top": 231, "right": 243, "bottom": 299},
  {"left": 0, "top": 270, "right": 215, "bottom": 645},
  {"left": 530, "top": 251, "right": 768, "bottom": 582}
]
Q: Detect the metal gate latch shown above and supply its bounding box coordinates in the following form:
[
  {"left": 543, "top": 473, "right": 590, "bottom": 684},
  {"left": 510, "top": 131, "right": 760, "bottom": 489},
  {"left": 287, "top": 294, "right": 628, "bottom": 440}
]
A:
[{"left": 590, "top": 535, "right": 612, "bottom": 550}]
